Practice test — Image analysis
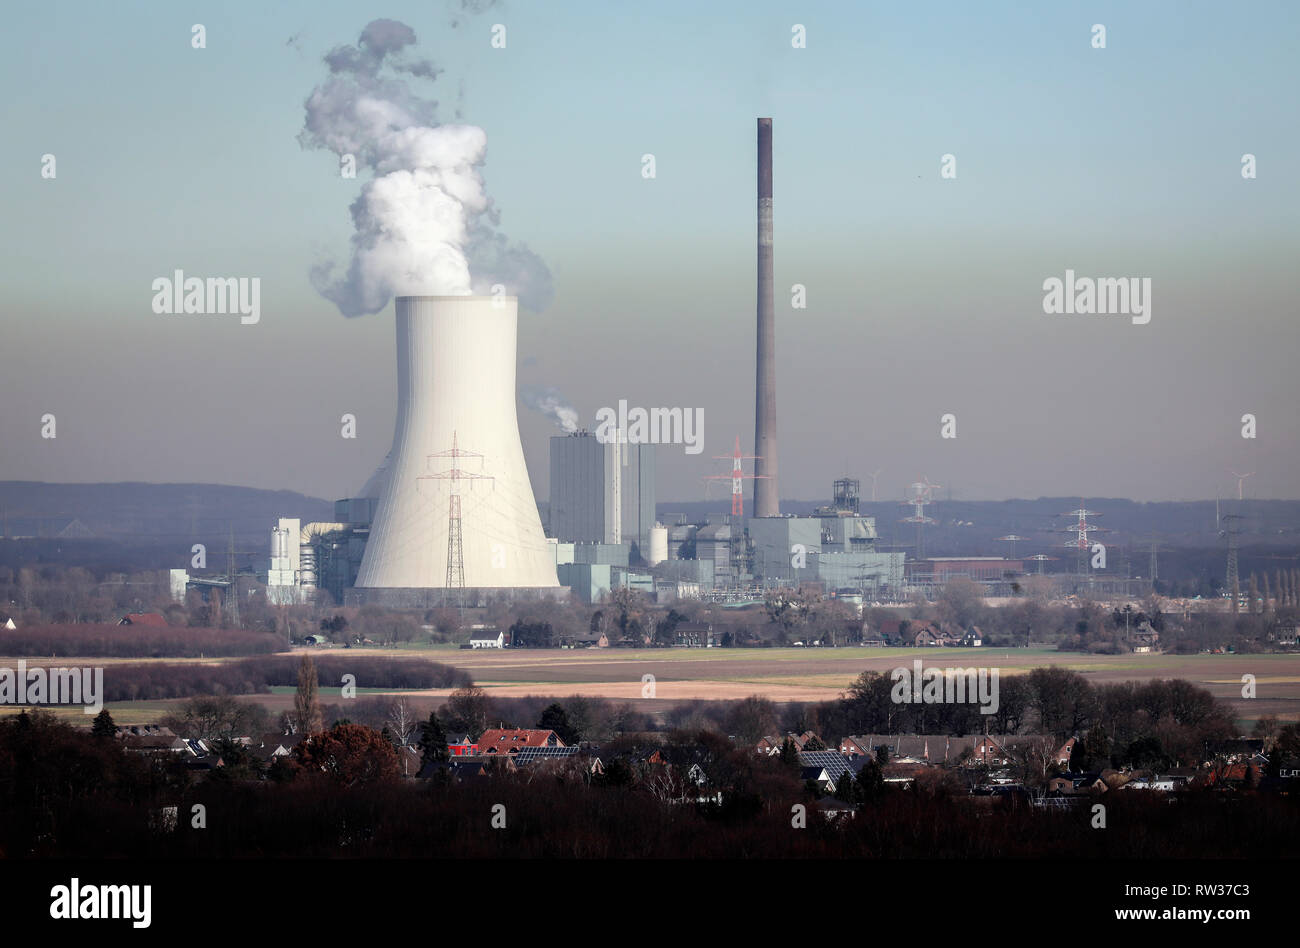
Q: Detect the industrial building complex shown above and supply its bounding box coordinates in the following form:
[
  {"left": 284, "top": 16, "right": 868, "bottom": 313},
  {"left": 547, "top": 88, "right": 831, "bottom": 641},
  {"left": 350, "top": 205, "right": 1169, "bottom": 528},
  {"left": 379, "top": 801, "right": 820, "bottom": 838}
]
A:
[{"left": 251, "top": 120, "right": 1049, "bottom": 612}]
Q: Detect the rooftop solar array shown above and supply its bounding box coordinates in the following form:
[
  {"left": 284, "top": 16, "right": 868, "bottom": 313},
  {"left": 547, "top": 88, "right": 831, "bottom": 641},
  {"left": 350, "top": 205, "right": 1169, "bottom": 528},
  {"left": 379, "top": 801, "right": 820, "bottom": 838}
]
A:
[
  {"left": 511, "top": 746, "right": 583, "bottom": 764},
  {"left": 798, "top": 751, "right": 854, "bottom": 783}
]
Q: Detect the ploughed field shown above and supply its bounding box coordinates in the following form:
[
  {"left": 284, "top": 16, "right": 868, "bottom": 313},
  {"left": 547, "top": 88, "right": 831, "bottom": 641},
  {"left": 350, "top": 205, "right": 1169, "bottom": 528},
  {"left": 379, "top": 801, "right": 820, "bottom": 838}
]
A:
[
  {"left": 424, "top": 647, "right": 1300, "bottom": 717},
  {"left": 6, "top": 646, "right": 1300, "bottom": 727}
]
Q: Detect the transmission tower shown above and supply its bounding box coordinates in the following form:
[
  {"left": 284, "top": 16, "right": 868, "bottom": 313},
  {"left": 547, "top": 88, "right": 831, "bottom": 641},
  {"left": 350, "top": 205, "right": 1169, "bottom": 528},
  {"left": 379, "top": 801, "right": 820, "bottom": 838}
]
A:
[
  {"left": 704, "top": 435, "right": 766, "bottom": 519},
  {"left": 900, "top": 476, "right": 941, "bottom": 559},
  {"left": 997, "top": 534, "right": 1028, "bottom": 559},
  {"left": 226, "top": 527, "right": 240, "bottom": 629},
  {"left": 1059, "top": 500, "right": 1110, "bottom": 578},
  {"left": 1220, "top": 513, "right": 1243, "bottom": 609},
  {"left": 1026, "top": 554, "right": 1058, "bottom": 575},
  {"left": 418, "top": 431, "right": 494, "bottom": 605},
  {"left": 703, "top": 436, "right": 768, "bottom": 582}
]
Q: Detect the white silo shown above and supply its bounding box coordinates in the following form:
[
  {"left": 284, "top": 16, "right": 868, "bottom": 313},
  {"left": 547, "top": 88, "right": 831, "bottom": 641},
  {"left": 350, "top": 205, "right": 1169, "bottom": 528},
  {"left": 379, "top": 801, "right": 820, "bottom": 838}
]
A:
[
  {"left": 354, "top": 296, "right": 559, "bottom": 591},
  {"left": 648, "top": 524, "right": 669, "bottom": 566}
]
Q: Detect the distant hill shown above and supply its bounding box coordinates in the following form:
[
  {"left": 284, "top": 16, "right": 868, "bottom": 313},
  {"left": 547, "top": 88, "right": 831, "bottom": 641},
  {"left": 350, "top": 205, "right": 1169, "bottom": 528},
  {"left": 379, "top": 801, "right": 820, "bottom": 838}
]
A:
[{"left": 0, "top": 482, "right": 333, "bottom": 548}]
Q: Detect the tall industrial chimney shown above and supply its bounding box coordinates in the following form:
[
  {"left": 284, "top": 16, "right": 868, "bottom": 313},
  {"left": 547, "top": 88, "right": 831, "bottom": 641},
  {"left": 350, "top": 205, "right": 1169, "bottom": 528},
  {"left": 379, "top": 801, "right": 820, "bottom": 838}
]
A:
[
  {"left": 752, "top": 117, "right": 779, "bottom": 518},
  {"left": 354, "top": 296, "right": 559, "bottom": 590}
]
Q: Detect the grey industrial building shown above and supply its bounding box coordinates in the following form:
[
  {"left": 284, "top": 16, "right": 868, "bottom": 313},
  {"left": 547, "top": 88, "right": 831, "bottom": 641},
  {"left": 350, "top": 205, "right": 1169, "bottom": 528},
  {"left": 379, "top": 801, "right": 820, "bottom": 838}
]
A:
[
  {"left": 548, "top": 431, "right": 656, "bottom": 560},
  {"left": 743, "top": 513, "right": 904, "bottom": 596}
]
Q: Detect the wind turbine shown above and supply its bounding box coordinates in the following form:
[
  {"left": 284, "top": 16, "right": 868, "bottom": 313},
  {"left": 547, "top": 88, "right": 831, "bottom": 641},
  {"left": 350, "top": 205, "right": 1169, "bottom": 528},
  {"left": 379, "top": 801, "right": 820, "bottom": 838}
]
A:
[{"left": 1229, "top": 470, "right": 1254, "bottom": 502}]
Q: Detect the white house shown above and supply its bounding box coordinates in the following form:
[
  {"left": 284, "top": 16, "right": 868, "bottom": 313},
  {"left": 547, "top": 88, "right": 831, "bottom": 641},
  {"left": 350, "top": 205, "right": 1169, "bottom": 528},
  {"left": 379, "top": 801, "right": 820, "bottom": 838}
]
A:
[{"left": 469, "top": 629, "right": 504, "bottom": 649}]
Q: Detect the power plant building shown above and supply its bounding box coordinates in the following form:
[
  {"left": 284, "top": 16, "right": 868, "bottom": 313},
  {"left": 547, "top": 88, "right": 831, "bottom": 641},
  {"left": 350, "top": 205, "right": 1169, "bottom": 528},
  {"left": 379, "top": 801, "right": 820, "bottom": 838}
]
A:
[
  {"left": 802, "top": 551, "right": 905, "bottom": 596},
  {"left": 747, "top": 517, "right": 823, "bottom": 584},
  {"left": 549, "top": 432, "right": 656, "bottom": 559}
]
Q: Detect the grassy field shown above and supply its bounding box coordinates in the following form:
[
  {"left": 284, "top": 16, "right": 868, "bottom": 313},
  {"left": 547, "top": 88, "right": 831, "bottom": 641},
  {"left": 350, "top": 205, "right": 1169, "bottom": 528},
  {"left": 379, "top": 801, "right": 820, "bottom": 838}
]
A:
[{"left": 4, "top": 645, "right": 1299, "bottom": 729}]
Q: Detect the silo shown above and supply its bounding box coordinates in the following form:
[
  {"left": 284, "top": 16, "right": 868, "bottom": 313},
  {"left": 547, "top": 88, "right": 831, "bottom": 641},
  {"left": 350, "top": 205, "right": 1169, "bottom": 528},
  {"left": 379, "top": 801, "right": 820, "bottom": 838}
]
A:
[
  {"left": 354, "top": 296, "right": 559, "bottom": 590},
  {"left": 648, "top": 524, "right": 669, "bottom": 566}
]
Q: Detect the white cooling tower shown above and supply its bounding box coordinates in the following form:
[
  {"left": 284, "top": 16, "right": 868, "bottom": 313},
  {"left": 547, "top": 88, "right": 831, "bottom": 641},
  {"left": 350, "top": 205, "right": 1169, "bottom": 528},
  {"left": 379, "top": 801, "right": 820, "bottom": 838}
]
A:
[{"left": 354, "top": 296, "right": 559, "bottom": 590}]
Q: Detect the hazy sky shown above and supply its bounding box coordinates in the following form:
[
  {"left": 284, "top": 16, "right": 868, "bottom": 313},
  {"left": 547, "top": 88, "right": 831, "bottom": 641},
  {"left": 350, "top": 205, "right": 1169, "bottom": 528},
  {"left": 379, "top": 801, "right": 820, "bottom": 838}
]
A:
[{"left": 2, "top": 1, "right": 1298, "bottom": 504}]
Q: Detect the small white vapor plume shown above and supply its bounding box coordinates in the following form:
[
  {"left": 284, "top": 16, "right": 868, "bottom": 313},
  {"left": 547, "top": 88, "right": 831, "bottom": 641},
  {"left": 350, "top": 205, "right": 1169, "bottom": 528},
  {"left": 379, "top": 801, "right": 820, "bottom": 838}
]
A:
[
  {"left": 521, "top": 385, "right": 579, "bottom": 433},
  {"left": 300, "top": 18, "right": 551, "bottom": 316}
]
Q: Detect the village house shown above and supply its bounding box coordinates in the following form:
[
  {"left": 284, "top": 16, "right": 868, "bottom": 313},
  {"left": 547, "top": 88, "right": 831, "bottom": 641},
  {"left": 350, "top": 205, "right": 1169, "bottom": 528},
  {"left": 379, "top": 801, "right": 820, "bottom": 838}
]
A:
[
  {"left": 477, "top": 728, "right": 564, "bottom": 754},
  {"left": 1267, "top": 625, "right": 1300, "bottom": 647},
  {"left": 1130, "top": 619, "right": 1160, "bottom": 653},
  {"left": 757, "top": 731, "right": 823, "bottom": 755},
  {"left": 254, "top": 731, "right": 307, "bottom": 763},
  {"left": 800, "top": 765, "right": 837, "bottom": 794},
  {"left": 469, "top": 627, "right": 505, "bottom": 649},
  {"left": 798, "top": 750, "right": 854, "bottom": 788},
  {"left": 508, "top": 745, "right": 605, "bottom": 779},
  {"left": 1046, "top": 772, "right": 1108, "bottom": 795},
  {"left": 674, "top": 622, "right": 718, "bottom": 648},
  {"left": 419, "top": 756, "right": 514, "bottom": 782},
  {"left": 447, "top": 733, "right": 477, "bottom": 757}
]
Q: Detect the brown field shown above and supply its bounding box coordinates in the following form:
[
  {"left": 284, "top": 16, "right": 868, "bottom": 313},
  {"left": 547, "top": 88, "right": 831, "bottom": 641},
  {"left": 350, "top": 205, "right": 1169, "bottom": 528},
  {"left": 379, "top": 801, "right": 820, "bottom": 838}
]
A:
[{"left": 5, "top": 646, "right": 1300, "bottom": 728}]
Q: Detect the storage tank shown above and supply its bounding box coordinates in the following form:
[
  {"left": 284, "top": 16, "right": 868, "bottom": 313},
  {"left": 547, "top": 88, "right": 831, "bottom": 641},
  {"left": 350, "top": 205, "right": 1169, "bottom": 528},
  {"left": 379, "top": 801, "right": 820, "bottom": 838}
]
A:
[{"left": 647, "top": 524, "right": 669, "bottom": 566}]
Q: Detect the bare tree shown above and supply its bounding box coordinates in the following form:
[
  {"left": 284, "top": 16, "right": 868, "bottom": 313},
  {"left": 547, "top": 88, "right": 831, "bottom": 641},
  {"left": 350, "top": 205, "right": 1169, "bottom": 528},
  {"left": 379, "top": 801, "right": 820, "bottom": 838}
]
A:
[
  {"left": 642, "top": 611, "right": 660, "bottom": 648},
  {"left": 1011, "top": 735, "right": 1062, "bottom": 788},
  {"left": 386, "top": 697, "right": 417, "bottom": 748}
]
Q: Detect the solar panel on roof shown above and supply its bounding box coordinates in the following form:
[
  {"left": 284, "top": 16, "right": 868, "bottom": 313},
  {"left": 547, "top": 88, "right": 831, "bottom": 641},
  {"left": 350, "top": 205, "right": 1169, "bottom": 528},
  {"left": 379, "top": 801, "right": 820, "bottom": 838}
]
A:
[
  {"left": 512, "top": 746, "right": 581, "bottom": 764},
  {"left": 798, "top": 751, "right": 854, "bottom": 782}
]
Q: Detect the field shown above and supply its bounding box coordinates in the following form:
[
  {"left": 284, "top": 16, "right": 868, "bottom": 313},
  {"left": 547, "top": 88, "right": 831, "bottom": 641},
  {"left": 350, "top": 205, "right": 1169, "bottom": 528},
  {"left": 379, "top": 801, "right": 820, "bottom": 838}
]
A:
[{"left": 5, "top": 645, "right": 1300, "bottom": 730}]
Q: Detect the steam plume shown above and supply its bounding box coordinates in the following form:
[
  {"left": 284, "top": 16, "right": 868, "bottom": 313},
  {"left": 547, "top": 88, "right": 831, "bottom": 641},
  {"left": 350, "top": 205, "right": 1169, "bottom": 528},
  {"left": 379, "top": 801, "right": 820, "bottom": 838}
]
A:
[
  {"left": 300, "top": 18, "right": 551, "bottom": 316},
  {"left": 520, "top": 385, "right": 579, "bottom": 433}
]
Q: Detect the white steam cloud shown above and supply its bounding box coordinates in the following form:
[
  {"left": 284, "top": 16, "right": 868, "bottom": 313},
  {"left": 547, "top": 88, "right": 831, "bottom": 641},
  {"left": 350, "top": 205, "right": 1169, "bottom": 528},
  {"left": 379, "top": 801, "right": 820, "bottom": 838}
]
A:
[
  {"left": 520, "top": 385, "right": 579, "bottom": 433},
  {"left": 300, "top": 18, "right": 551, "bottom": 316}
]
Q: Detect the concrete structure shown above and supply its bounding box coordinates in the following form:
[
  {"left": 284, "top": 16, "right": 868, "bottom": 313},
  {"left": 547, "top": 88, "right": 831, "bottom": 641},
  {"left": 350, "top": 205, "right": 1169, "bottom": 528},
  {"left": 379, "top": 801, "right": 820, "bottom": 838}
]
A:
[
  {"left": 802, "top": 551, "right": 905, "bottom": 595},
  {"left": 613, "top": 567, "right": 655, "bottom": 596},
  {"left": 551, "top": 541, "right": 630, "bottom": 568},
  {"left": 753, "top": 117, "right": 779, "bottom": 517},
  {"left": 549, "top": 431, "right": 605, "bottom": 544},
  {"left": 748, "top": 517, "right": 823, "bottom": 584},
  {"left": 694, "top": 523, "right": 735, "bottom": 584},
  {"left": 557, "top": 562, "right": 613, "bottom": 604},
  {"left": 267, "top": 518, "right": 300, "bottom": 605},
  {"left": 654, "top": 579, "right": 702, "bottom": 602},
  {"left": 618, "top": 442, "right": 656, "bottom": 556},
  {"left": 549, "top": 432, "right": 656, "bottom": 558},
  {"left": 659, "top": 557, "right": 715, "bottom": 589},
  {"left": 168, "top": 569, "right": 189, "bottom": 603},
  {"left": 354, "top": 296, "right": 559, "bottom": 593},
  {"left": 667, "top": 522, "right": 698, "bottom": 560},
  {"left": 819, "top": 515, "right": 879, "bottom": 552}
]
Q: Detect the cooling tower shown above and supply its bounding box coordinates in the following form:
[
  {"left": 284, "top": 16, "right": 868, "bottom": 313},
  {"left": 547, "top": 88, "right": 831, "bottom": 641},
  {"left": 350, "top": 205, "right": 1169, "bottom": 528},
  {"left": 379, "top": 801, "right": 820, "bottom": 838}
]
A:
[
  {"left": 753, "top": 117, "right": 780, "bottom": 517},
  {"left": 354, "top": 296, "right": 559, "bottom": 591}
]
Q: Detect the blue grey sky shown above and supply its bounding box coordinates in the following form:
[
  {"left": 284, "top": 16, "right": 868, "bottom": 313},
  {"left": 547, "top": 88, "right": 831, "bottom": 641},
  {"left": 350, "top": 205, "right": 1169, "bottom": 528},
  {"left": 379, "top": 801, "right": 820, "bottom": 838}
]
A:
[{"left": 2, "top": 1, "right": 1297, "bottom": 503}]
